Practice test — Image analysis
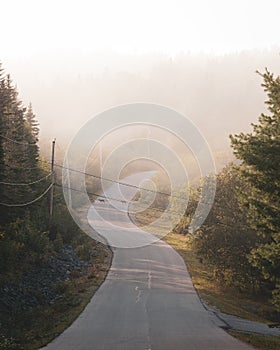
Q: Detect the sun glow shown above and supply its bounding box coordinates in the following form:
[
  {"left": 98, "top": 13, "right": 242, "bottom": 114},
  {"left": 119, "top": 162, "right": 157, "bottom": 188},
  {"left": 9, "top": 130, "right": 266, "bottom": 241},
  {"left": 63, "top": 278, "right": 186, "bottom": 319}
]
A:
[{"left": 1, "top": 0, "right": 280, "bottom": 59}]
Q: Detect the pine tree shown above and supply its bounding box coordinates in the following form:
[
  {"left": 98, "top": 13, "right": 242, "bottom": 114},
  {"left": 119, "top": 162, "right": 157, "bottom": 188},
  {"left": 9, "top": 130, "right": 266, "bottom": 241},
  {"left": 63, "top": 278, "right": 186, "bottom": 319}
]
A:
[
  {"left": 24, "top": 103, "right": 40, "bottom": 171},
  {"left": 3, "top": 76, "right": 28, "bottom": 209},
  {"left": 0, "top": 63, "right": 6, "bottom": 223},
  {"left": 230, "top": 68, "right": 280, "bottom": 309},
  {"left": 0, "top": 73, "right": 41, "bottom": 221},
  {"left": 25, "top": 103, "right": 39, "bottom": 140}
]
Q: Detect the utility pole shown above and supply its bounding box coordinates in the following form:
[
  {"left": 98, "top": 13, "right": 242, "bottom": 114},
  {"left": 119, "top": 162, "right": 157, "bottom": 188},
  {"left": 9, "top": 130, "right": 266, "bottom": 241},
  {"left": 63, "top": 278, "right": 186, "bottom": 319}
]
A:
[
  {"left": 50, "top": 138, "right": 56, "bottom": 217},
  {"left": 64, "top": 156, "right": 72, "bottom": 209}
]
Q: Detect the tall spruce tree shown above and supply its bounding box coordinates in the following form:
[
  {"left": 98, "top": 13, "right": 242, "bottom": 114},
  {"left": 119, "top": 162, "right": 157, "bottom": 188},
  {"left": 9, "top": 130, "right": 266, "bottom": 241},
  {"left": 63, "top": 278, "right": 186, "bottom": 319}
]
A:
[
  {"left": 3, "top": 76, "right": 28, "bottom": 209},
  {"left": 24, "top": 103, "right": 40, "bottom": 171},
  {"left": 0, "top": 64, "right": 6, "bottom": 223},
  {"left": 230, "top": 68, "right": 280, "bottom": 309},
  {"left": 0, "top": 71, "right": 41, "bottom": 222}
]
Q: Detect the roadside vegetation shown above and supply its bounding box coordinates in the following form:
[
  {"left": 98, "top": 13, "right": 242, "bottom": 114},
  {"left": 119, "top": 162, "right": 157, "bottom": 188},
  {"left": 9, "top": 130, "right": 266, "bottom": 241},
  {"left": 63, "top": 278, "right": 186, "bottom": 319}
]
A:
[
  {"left": 135, "top": 68, "right": 280, "bottom": 350},
  {"left": 0, "top": 64, "right": 112, "bottom": 349},
  {"left": 168, "top": 68, "right": 280, "bottom": 314},
  {"left": 164, "top": 233, "right": 280, "bottom": 350}
]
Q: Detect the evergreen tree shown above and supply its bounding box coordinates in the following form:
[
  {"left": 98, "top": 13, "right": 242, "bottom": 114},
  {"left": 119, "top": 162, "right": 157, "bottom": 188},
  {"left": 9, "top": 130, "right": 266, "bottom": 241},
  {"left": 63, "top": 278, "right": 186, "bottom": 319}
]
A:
[
  {"left": 230, "top": 68, "right": 280, "bottom": 309},
  {"left": 24, "top": 103, "right": 40, "bottom": 171},
  {"left": 0, "top": 63, "right": 6, "bottom": 223},
  {"left": 0, "top": 70, "right": 41, "bottom": 222},
  {"left": 25, "top": 103, "right": 39, "bottom": 140},
  {"left": 2, "top": 75, "right": 28, "bottom": 213}
]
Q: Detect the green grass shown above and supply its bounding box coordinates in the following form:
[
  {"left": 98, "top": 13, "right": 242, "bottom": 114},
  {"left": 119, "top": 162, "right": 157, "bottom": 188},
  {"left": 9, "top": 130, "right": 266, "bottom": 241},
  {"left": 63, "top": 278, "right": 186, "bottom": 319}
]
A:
[{"left": 0, "top": 242, "right": 112, "bottom": 350}]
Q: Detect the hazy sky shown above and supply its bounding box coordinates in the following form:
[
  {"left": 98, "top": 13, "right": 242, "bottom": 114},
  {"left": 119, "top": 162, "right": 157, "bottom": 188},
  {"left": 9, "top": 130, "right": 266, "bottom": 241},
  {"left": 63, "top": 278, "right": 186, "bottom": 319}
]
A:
[
  {"left": 1, "top": 0, "right": 280, "bottom": 156},
  {"left": 1, "top": 0, "right": 280, "bottom": 59}
]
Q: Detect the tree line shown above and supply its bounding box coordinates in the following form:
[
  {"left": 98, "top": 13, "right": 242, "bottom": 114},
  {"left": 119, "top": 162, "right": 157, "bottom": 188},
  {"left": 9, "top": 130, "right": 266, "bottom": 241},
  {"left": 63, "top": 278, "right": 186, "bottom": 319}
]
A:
[
  {"left": 0, "top": 64, "right": 89, "bottom": 279},
  {"left": 172, "top": 68, "right": 280, "bottom": 311}
]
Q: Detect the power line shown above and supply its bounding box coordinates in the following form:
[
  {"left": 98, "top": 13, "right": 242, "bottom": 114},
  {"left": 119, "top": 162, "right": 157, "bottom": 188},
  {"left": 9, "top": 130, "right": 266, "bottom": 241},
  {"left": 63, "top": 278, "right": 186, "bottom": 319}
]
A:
[
  {"left": 55, "top": 183, "right": 184, "bottom": 215},
  {"left": 55, "top": 182, "right": 213, "bottom": 220},
  {"left": 0, "top": 134, "right": 37, "bottom": 146},
  {"left": 54, "top": 163, "right": 254, "bottom": 233},
  {"left": 55, "top": 183, "right": 127, "bottom": 204},
  {"left": 55, "top": 180, "right": 242, "bottom": 226},
  {"left": 0, "top": 183, "right": 53, "bottom": 207},
  {"left": 53, "top": 163, "right": 222, "bottom": 216},
  {"left": 53, "top": 163, "right": 219, "bottom": 212},
  {"left": 0, "top": 172, "right": 53, "bottom": 186},
  {"left": 54, "top": 163, "right": 186, "bottom": 200}
]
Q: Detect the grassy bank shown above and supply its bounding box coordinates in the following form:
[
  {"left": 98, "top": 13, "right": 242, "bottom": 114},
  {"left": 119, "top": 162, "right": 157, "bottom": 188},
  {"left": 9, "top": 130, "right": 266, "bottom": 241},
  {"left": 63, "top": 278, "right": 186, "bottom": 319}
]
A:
[
  {"left": 0, "top": 239, "right": 112, "bottom": 350},
  {"left": 164, "top": 232, "right": 280, "bottom": 350}
]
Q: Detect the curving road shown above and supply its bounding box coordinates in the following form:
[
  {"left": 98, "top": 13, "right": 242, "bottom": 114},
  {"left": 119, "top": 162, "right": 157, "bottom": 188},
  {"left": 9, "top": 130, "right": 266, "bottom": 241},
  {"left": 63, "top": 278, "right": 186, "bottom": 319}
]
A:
[{"left": 42, "top": 173, "right": 254, "bottom": 350}]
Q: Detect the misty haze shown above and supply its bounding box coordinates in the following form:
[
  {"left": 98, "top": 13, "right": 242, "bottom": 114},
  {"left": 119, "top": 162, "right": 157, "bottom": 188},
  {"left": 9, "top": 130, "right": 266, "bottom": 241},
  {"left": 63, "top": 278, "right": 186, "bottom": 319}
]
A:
[
  {"left": 1, "top": 1, "right": 280, "bottom": 349},
  {"left": 6, "top": 49, "right": 279, "bottom": 149}
]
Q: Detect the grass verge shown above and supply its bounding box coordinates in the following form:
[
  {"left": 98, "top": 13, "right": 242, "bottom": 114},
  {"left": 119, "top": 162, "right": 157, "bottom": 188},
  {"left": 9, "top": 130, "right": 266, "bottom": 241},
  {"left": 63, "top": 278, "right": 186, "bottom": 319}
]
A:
[
  {"left": 228, "top": 330, "right": 280, "bottom": 350},
  {"left": 163, "top": 232, "right": 280, "bottom": 350},
  {"left": 0, "top": 241, "right": 112, "bottom": 350}
]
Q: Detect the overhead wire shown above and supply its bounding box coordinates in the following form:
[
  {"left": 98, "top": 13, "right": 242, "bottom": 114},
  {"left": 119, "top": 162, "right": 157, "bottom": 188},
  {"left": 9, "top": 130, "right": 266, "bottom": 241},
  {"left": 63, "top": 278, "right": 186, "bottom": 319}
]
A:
[
  {"left": 55, "top": 183, "right": 127, "bottom": 204},
  {"left": 53, "top": 163, "right": 187, "bottom": 200},
  {"left": 54, "top": 163, "right": 222, "bottom": 215},
  {"left": 55, "top": 183, "right": 187, "bottom": 216},
  {"left": 0, "top": 137, "right": 240, "bottom": 223},
  {"left": 53, "top": 164, "right": 236, "bottom": 221},
  {"left": 0, "top": 156, "right": 219, "bottom": 221}
]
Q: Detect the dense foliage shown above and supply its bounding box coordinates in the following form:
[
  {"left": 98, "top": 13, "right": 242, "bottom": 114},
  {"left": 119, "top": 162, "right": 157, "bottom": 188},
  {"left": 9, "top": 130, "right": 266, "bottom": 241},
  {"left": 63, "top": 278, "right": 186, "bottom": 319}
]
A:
[
  {"left": 0, "top": 64, "right": 92, "bottom": 280},
  {"left": 0, "top": 64, "right": 105, "bottom": 349},
  {"left": 231, "top": 69, "right": 280, "bottom": 310},
  {"left": 0, "top": 64, "right": 50, "bottom": 275},
  {"left": 172, "top": 68, "right": 280, "bottom": 311}
]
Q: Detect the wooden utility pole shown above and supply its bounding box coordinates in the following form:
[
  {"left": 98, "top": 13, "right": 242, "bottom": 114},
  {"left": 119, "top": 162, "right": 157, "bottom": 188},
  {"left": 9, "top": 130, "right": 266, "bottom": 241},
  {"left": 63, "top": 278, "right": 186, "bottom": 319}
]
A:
[
  {"left": 64, "top": 156, "right": 72, "bottom": 209},
  {"left": 50, "top": 139, "right": 56, "bottom": 217}
]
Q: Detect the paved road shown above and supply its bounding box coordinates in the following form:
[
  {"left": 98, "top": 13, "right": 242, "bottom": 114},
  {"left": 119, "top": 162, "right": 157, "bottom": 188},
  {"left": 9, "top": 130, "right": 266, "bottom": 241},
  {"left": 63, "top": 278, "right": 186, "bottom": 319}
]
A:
[
  {"left": 42, "top": 173, "right": 254, "bottom": 350},
  {"left": 87, "top": 171, "right": 160, "bottom": 249}
]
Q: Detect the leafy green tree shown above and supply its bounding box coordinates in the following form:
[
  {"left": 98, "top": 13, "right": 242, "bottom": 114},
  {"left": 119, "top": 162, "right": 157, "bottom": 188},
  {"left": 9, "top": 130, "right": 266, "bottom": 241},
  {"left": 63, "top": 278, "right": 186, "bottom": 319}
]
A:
[
  {"left": 230, "top": 69, "right": 280, "bottom": 309},
  {"left": 192, "top": 165, "right": 261, "bottom": 292},
  {"left": 170, "top": 183, "right": 199, "bottom": 235}
]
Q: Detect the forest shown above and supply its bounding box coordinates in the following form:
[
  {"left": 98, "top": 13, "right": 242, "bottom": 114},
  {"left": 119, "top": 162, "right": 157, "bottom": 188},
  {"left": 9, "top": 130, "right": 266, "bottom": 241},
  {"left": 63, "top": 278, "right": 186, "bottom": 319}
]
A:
[
  {"left": 0, "top": 64, "right": 112, "bottom": 349},
  {"left": 0, "top": 62, "right": 73, "bottom": 275}
]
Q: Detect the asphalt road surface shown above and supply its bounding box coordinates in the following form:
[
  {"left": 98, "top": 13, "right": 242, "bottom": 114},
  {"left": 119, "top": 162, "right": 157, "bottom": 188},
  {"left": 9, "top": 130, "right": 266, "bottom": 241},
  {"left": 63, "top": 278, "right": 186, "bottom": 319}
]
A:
[{"left": 42, "top": 172, "right": 254, "bottom": 350}]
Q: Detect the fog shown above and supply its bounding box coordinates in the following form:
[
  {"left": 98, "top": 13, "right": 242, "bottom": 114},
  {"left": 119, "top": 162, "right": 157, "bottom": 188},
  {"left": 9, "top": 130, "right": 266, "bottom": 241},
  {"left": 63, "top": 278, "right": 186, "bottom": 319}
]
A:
[{"left": 4, "top": 48, "right": 279, "bottom": 150}]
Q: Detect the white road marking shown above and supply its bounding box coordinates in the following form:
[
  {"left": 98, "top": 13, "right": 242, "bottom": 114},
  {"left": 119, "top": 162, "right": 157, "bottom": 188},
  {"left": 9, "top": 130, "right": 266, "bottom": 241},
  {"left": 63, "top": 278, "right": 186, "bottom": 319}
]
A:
[{"left": 148, "top": 271, "right": 152, "bottom": 289}]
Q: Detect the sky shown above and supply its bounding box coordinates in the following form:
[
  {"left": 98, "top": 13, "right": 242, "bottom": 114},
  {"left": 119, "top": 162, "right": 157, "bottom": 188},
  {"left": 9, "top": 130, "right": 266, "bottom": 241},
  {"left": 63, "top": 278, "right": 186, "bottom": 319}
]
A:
[
  {"left": 1, "top": 0, "right": 280, "bottom": 59},
  {"left": 1, "top": 0, "right": 280, "bottom": 156}
]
